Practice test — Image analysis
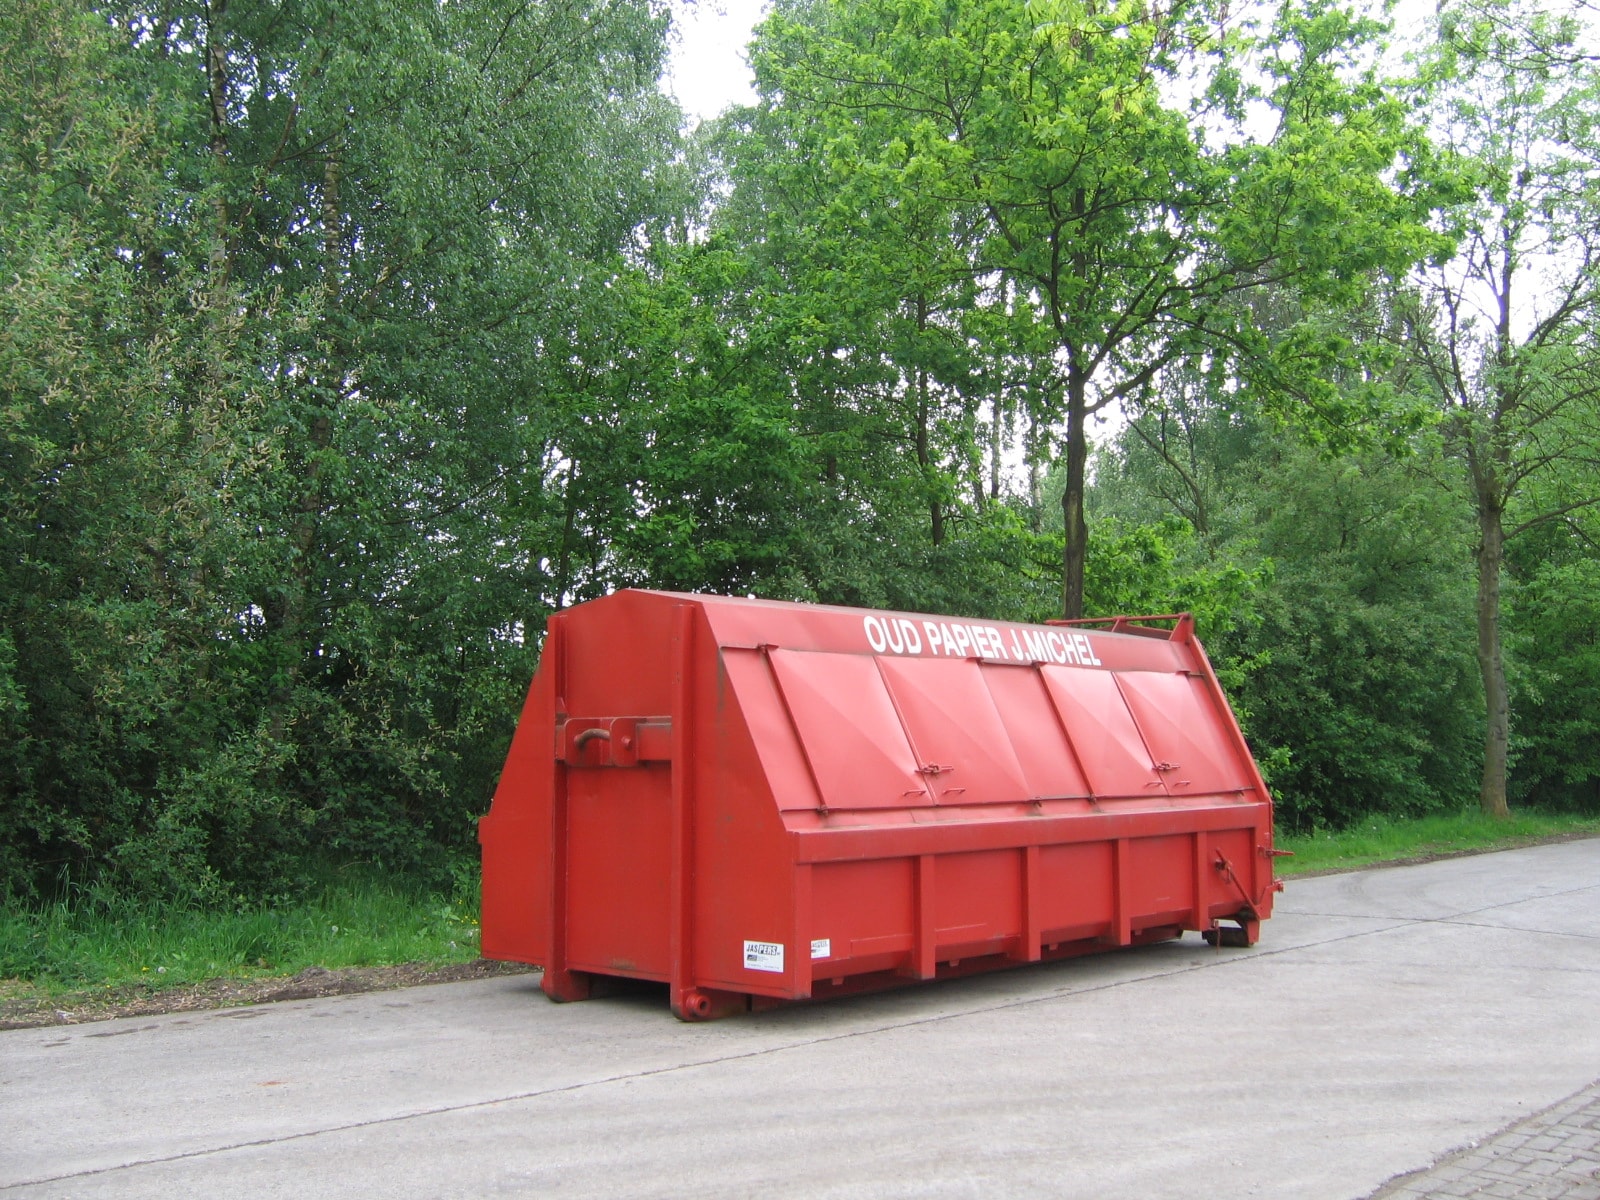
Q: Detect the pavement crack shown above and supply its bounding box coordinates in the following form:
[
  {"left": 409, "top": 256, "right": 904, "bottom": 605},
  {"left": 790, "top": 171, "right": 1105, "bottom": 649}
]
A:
[
  {"left": 1280, "top": 911, "right": 1600, "bottom": 943},
  {"left": 1431, "top": 918, "right": 1600, "bottom": 942}
]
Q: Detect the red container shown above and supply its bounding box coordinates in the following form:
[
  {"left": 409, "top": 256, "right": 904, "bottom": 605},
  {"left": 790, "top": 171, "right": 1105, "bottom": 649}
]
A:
[{"left": 480, "top": 590, "right": 1280, "bottom": 1020}]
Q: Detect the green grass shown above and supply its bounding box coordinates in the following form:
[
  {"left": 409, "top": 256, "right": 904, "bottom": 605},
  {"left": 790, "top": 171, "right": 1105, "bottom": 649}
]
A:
[
  {"left": 0, "top": 869, "right": 481, "bottom": 1001},
  {"left": 1276, "top": 809, "right": 1600, "bottom": 875}
]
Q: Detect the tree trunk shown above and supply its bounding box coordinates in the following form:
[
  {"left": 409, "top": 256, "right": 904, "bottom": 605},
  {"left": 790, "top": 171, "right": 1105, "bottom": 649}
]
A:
[
  {"left": 1474, "top": 495, "right": 1511, "bottom": 818},
  {"left": 554, "top": 458, "right": 579, "bottom": 609},
  {"left": 262, "top": 149, "right": 342, "bottom": 747},
  {"left": 916, "top": 365, "right": 943, "bottom": 546},
  {"left": 1026, "top": 406, "right": 1043, "bottom": 531},
  {"left": 913, "top": 297, "right": 943, "bottom": 546},
  {"left": 1060, "top": 362, "right": 1089, "bottom": 619},
  {"left": 989, "top": 396, "right": 1002, "bottom": 503}
]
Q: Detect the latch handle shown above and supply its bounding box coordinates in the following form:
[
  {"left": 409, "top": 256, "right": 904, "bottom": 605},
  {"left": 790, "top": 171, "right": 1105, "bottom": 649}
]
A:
[{"left": 558, "top": 716, "right": 672, "bottom": 767}]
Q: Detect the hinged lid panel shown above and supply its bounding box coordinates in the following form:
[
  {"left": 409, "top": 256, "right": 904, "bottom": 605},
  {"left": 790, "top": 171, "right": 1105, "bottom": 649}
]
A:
[
  {"left": 875, "top": 656, "right": 1031, "bottom": 805},
  {"left": 767, "top": 649, "right": 929, "bottom": 810}
]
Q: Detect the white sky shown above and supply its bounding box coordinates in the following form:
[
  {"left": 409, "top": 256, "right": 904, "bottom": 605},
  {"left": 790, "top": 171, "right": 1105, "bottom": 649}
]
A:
[{"left": 663, "top": 0, "right": 771, "bottom": 123}]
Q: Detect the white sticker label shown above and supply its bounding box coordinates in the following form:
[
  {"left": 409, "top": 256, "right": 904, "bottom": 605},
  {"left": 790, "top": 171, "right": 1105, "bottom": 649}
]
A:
[
  {"left": 810, "top": 938, "right": 831, "bottom": 960},
  {"left": 743, "top": 940, "right": 785, "bottom": 973}
]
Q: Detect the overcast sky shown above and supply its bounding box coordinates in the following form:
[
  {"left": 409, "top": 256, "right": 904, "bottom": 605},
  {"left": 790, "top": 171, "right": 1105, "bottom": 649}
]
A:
[{"left": 663, "top": 0, "right": 770, "bottom": 123}]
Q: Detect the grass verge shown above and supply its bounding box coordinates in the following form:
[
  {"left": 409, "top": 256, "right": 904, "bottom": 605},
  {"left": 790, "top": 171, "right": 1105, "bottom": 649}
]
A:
[
  {"left": 1275, "top": 809, "right": 1600, "bottom": 875},
  {"left": 0, "top": 869, "right": 481, "bottom": 1013}
]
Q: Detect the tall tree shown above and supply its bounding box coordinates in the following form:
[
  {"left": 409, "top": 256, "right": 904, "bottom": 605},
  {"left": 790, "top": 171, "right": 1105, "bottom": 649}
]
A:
[
  {"left": 1401, "top": 0, "right": 1600, "bottom": 817},
  {"left": 750, "top": 0, "right": 1444, "bottom": 616}
]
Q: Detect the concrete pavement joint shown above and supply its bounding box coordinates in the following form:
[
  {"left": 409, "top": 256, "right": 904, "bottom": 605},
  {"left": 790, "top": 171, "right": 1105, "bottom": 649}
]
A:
[
  {"left": 1280, "top": 874, "right": 1600, "bottom": 927},
  {"left": 1397, "top": 921, "right": 1600, "bottom": 944},
  {"left": 1280, "top": 915, "right": 1600, "bottom": 947},
  {"left": 1276, "top": 915, "right": 1600, "bottom": 946}
]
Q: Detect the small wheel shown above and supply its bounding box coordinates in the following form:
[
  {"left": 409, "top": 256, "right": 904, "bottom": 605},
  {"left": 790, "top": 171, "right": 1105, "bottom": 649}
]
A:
[{"left": 1202, "top": 920, "right": 1258, "bottom": 948}]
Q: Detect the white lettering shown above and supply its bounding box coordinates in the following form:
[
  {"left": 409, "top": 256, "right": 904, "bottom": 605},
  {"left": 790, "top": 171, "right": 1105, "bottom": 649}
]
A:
[
  {"left": 1045, "top": 630, "right": 1068, "bottom": 664},
  {"left": 864, "top": 615, "right": 889, "bottom": 653},
  {"left": 883, "top": 618, "right": 905, "bottom": 653},
  {"left": 951, "top": 624, "right": 973, "bottom": 657},
  {"left": 867, "top": 618, "right": 1102, "bottom": 665},
  {"left": 1074, "top": 632, "right": 1102, "bottom": 666}
]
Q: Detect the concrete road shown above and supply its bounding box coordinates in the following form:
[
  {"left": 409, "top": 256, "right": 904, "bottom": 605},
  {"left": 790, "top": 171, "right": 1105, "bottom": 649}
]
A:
[{"left": 3, "top": 840, "right": 1598, "bottom": 1199}]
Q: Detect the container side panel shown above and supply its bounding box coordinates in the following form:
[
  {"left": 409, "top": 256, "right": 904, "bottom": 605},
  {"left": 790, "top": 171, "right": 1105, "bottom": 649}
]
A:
[
  {"left": 875, "top": 657, "right": 1031, "bottom": 805},
  {"left": 1039, "top": 667, "right": 1164, "bottom": 797},
  {"left": 933, "top": 850, "right": 1023, "bottom": 950},
  {"left": 768, "top": 649, "right": 929, "bottom": 810},
  {"left": 1125, "top": 834, "right": 1194, "bottom": 923},
  {"left": 977, "top": 664, "right": 1093, "bottom": 799},
  {"left": 718, "top": 649, "right": 824, "bottom": 812},
  {"left": 561, "top": 592, "right": 678, "bottom": 716},
  {"left": 1115, "top": 672, "right": 1257, "bottom": 797},
  {"left": 479, "top": 814, "right": 546, "bottom": 963},
  {"left": 479, "top": 664, "right": 555, "bottom": 965},
  {"left": 690, "top": 647, "right": 799, "bottom": 995},
  {"left": 565, "top": 766, "right": 672, "bottom": 978},
  {"left": 1037, "top": 842, "right": 1115, "bottom": 936},
  {"left": 813, "top": 859, "right": 916, "bottom": 968}
]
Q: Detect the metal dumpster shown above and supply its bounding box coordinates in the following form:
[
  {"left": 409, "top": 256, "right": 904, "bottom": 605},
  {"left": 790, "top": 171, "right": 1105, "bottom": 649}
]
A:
[{"left": 480, "top": 590, "right": 1281, "bottom": 1020}]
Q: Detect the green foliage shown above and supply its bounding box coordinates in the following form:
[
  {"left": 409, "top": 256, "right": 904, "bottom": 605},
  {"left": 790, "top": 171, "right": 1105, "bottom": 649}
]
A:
[
  {"left": 1090, "top": 400, "right": 1483, "bottom": 831},
  {"left": 1083, "top": 518, "right": 1269, "bottom": 641},
  {"left": 1506, "top": 521, "right": 1600, "bottom": 812},
  {"left": 0, "top": 0, "right": 680, "bottom": 902},
  {"left": 1235, "top": 577, "right": 1481, "bottom": 830},
  {"left": 742, "top": 0, "right": 1446, "bottom": 614}
]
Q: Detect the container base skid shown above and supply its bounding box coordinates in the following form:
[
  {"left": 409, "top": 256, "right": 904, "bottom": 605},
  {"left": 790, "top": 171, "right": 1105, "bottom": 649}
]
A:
[
  {"left": 540, "top": 919, "right": 1258, "bottom": 1021},
  {"left": 480, "top": 590, "right": 1282, "bottom": 1020}
]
